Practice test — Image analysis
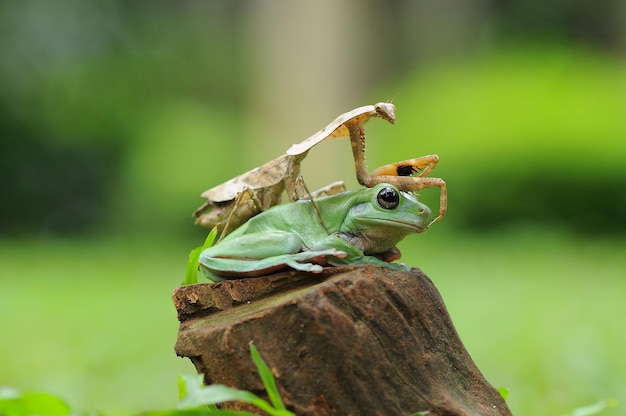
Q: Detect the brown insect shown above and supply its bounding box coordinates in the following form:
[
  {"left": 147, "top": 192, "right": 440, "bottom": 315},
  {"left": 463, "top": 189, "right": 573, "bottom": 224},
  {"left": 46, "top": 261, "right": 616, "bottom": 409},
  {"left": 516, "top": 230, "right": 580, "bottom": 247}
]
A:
[{"left": 193, "top": 102, "right": 446, "bottom": 236}]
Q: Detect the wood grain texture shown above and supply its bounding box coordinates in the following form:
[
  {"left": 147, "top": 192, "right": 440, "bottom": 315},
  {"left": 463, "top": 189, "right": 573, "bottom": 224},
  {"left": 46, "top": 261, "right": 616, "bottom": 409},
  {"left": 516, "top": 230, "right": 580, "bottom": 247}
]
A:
[{"left": 174, "top": 266, "right": 511, "bottom": 416}]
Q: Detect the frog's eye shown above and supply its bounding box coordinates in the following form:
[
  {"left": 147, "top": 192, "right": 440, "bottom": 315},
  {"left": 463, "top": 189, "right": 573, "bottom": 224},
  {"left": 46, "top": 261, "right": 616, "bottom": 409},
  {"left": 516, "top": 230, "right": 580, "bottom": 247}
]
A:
[{"left": 377, "top": 187, "right": 399, "bottom": 210}]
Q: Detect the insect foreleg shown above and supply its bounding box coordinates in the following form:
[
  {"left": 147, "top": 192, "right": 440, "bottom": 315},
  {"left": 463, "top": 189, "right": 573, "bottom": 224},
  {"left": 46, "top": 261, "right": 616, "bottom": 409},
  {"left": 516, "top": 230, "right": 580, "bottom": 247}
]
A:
[
  {"left": 371, "top": 155, "right": 440, "bottom": 178},
  {"left": 370, "top": 155, "right": 446, "bottom": 226},
  {"left": 347, "top": 123, "right": 375, "bottom": 187}
]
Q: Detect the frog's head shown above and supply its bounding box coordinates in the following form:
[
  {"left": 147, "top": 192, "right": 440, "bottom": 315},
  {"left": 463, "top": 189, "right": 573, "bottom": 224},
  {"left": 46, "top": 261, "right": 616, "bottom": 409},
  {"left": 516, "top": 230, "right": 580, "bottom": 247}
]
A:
[{"left": 341, "top": 183, "right": 432, "bottom": 255}]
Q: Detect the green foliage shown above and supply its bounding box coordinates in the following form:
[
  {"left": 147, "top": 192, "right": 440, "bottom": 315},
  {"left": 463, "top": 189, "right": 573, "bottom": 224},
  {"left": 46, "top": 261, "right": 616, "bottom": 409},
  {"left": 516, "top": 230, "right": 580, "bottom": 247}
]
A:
[
  {"left": 248, "top": 343, "right": 287, "bottom": 413},
  {"left": 2, "top": 381, "right": 618, "bottom": 416},
  {"left": 498, "top": 386, "right": 509, "bottom": 401},
  {"left": 568, "top": 400, "right": 619, "bottom": 416},
  {"left": 367, "top": 44, "right": 626, "bottom": 235},
  {"left": 0, "top": 343, "right": 292, "bottom": 416},
  {"left": 155, "top": 342, "right": 292, "bottom": 416},
  {"left": 184, "top": 227, "right": 218, "bottom": 285},
  {"left": 175, "top": 375, "right": 289, "bottom": 416},
  {"left": 0, "top": 311, "right": 621, "bottom": 416},
  {"left": 2, "top": 235, "right": 625, "bottom": 415},
  {"left": 4, "top": 35, "right": 625, "bottom": 237},
  {"left": 0, "top": 131, "right": 122, "bottom": 235},
  {"left": 175, "top": 375, "right": 261, "bottom": 414},
  {"left": 0, "top": 387, "right": 71, "bottom": 416},
  {"left": 0, "top": 3, "right": 245, "bottom": 238}
]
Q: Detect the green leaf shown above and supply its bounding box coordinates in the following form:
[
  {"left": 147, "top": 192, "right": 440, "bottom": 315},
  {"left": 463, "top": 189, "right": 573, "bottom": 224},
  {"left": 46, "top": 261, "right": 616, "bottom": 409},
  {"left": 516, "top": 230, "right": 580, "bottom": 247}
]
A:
[
  {"left": 570, "top": 399, "right": 618, "bottom": 416},
  {"left": 497, "top": 386, "right": 509, "bottom": 401},
  {"left": 202, "top": 227, "right": 219, "bottom": 249},
  {"left": 249, "top": 342, "right": 286, "bottom": 412},
  {"left": 178, "top": 384, "right": 274, "bottom": 413},
  {"left": 175, "top": 344, "right": 295, "bottom": 415},
  {"left": 0, "top": 388, "right": 26, "bottom": 416},
  {"left": 178, "top": 375, "right": 217, "bottom": 410},
  {"left": 177, "top": 373, "right": 287, "bottom": 415},
  {"left": 21, "top": 393, "right": 70, "bottom": 415},
  {"left": 183, "top": 227, "right": 218, "bottom": 285},
  {"left": 183, "top": 246, "right": 202, "bottom": 285},
  {"left": 0, "top": 389, "right": 71, "bottom": 416},
  {"left": 178, "top": 375, "right": 189, "bottom": 401}
]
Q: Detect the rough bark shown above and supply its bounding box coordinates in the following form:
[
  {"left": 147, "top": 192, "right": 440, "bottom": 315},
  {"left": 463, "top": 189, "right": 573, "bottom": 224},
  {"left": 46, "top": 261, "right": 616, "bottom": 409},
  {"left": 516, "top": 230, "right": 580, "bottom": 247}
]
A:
[{"left": 173, "top": 265, "right": 512, "bottom": 416}]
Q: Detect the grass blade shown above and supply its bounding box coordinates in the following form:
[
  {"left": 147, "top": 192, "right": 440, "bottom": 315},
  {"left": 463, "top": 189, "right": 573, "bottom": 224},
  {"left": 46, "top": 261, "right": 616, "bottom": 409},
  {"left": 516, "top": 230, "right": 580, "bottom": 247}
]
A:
[
  {"left": 249, "top": 342, "right": 287, "bottom": 412},
  {"left": 497, "top": 386, "right": 509, "bottom": 401},
  {"left": 183, "top": 227, "right": 218, "bottom": 285},
  {"left": 177, "top": 374, "right": 288, "bottom": 415}
]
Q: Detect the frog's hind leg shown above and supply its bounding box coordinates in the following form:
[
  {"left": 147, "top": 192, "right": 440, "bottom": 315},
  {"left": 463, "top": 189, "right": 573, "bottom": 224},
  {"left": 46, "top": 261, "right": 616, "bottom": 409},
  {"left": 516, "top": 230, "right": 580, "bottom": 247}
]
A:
[
  {"left": 201, "top": 248, "right": 347, "bottom": 279},
  {"left": 199, "top": 231, "right": 348, "bottom": 279}
]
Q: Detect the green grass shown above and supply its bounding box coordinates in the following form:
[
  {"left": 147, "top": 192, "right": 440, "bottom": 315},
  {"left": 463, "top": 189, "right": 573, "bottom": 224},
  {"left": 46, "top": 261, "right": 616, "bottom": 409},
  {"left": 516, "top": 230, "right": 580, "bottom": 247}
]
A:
[
  {"left": 1, "top": 231, "right": 624, "bottom": 415},
  {"left": 2, "top": 344, "right": 293, "bottom": 416},
  {"left": 404, "top": 229, "right": 626, "bottom": 415},
  {"left": 0, "top": 237, "right": 196, "bottom": 415}
]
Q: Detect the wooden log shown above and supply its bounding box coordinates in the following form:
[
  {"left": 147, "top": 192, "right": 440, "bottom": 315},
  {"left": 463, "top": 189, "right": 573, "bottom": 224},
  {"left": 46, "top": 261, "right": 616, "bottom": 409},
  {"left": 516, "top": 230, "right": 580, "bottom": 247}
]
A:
[{"left": 173, "top": 265, "right": 512, "bottom": 416}]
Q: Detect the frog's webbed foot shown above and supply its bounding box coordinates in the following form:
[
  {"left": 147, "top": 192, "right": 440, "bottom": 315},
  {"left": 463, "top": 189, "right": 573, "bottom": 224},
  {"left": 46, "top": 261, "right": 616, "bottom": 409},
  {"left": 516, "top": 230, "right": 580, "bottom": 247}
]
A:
[
  {"left": 284, "top": 248, "right": 348, "bottom": 273},
  {"left": 358, "top": 255, "right": 411, "bottom": 271},
  {"left": 383, "top": 261, "right": 410, "bottom": 271},
  {"left": 331, "top": 251, "right": 410, "bottom": 271}
]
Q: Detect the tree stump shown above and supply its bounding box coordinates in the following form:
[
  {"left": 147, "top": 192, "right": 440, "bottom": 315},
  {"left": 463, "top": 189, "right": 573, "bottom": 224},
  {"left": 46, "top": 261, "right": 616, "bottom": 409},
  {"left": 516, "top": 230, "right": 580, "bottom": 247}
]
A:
[{"left": 173, "top": 265, "right": 512, "bottom": 416}]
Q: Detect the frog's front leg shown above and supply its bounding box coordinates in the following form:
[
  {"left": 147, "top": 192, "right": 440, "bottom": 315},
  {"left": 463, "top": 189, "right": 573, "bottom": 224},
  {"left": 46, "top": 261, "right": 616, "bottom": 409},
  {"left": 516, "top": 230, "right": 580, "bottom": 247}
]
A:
[
  {"left": 199, "top": 231, "right": 347, "bottom": 280},
  {"left": 315, "top": 234, "right": 410, "bottom": 271}
]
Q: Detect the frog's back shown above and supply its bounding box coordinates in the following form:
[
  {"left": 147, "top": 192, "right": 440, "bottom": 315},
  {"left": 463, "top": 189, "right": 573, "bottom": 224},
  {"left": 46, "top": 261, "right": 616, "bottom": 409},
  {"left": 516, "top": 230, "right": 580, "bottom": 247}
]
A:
[
  {"left": 233, "top": 190, "right": 363, "bottom": 237},
  {"left": 225, "top": 198, "right": 324, "bottom": 238}
]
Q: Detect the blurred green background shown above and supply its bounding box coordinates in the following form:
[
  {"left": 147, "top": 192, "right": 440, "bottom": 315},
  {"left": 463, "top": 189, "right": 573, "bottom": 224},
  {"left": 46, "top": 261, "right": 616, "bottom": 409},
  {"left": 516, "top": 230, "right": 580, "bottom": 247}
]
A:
[{"left": 1, "top": 1, "right": 625, "bottom": 415}]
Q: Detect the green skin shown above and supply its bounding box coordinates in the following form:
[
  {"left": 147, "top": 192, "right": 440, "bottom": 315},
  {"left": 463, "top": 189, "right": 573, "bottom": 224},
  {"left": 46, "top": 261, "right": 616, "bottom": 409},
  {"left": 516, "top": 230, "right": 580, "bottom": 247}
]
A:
[{"left": 200, "top": 183, "right": 432, "bottom": 280}]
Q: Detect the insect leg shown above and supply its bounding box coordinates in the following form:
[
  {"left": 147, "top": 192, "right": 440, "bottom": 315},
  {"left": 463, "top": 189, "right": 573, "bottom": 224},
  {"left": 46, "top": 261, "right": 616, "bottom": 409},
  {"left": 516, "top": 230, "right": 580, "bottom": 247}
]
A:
[
  {"left": 370, "top": 154, "right": 440, "bottom": 178},
  {"left": 294, "top": 176, "right": 331, "bottom": 235},
  {"left": 219, "top": 187, "right": 265, "bottom": 240},
  {"left": 369, "top": 155, "right": 446, "bottom": 225},
  {"left": 347, "top": 123, "right": 375, "bottom": 187}
]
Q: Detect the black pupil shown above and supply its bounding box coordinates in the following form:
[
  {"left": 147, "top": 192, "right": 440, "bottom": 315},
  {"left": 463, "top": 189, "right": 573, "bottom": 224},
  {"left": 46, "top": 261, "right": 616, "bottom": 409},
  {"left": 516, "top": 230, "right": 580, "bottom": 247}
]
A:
[{"left": 377, "top": 187, "right": 399, "bottom": 209}]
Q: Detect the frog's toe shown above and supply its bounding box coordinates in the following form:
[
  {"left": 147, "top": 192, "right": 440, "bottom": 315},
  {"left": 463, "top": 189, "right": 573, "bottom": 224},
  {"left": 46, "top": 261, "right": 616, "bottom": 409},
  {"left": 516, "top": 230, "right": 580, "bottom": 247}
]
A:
[
  {"left": 319, "top": 248, "right": 349, "bottom": 259},
  {"left": 308, "top": 249, "right": 348, "bottom": 266},
  {"left": 307, "top": 264, "right": 324, "bottom": 273},
  {"left": 330, "top": 249, "right": 348, "bottom": 258},
  {"left": 388, "top": 262, "right": 410, "bottom": 271},
  {"left": 286, "top": 249, "right": 349, "bottom": 273},
  {"left": 285, "top": 260, "right": 324, "bottom": 273}
]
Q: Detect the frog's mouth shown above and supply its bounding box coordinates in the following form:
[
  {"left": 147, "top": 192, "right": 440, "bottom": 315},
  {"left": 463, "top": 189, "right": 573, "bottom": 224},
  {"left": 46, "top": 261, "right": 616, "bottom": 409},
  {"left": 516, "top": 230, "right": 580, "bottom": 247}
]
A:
[{"left": 372, "top": 218, "right": 428, "bottom": 232}]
